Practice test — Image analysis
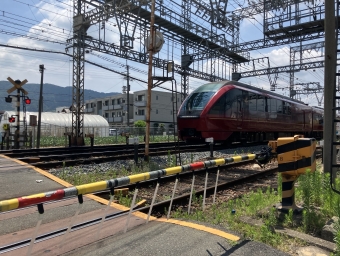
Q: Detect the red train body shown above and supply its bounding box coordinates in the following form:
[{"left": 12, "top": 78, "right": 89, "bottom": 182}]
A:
[{"left": 177, "top": 81, "right": 323, "bottom": 143}]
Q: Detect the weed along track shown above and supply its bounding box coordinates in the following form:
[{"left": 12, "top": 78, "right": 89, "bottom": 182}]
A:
[
  {"left": 42, "top": 143, "right": 323, "bottom": 214},
  {"left": 96, "top": 160, "right": 280, "bottom": 217}
]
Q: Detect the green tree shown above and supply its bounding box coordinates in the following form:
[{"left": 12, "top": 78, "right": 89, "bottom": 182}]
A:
[
  {"left": 160, "top": 123, "right": 165, "bottom": 132},
  {"left": 134, "top": 120, "right": 146, "bottom": 127},
  {"left": 134, "top": 120, "right": 146, "bottom": 136}
]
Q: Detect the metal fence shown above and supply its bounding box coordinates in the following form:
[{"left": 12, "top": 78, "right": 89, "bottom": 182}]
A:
[
  {"left": 110, "top": 126, "right": 178, "bottom": 137},
  {"left": 0, "top": 124, "right": 179, "bottom": 149},
  {"left": 26, "top": 124, "right": 177, "bottom": 138},
  {"left": 22, "top": 125, "right": 178, "bottom": 148},
  {"left": 28, "top": 123, "right": 110, "bottom": 137}
]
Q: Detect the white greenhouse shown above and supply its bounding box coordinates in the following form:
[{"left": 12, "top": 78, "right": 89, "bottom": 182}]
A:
[{"left": 0, "top": 111, "right": 110, "bottom": 137}]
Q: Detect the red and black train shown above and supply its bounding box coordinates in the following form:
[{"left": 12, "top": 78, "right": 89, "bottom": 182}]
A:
[{"left": 177, "top": 81, "right": 323, "bottom": 143}]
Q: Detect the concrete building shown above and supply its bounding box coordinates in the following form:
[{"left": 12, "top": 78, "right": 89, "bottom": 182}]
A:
[
  {"left": 84, "top": 93, "right": 133, "bottom": 127},
  {"left": 84, "top": 90, "right": 180, "bottom": 129}
]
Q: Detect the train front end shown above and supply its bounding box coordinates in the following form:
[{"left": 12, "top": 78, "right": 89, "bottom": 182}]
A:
[{"left": 177, "top": 81, "right": 226, "bottom": 142}]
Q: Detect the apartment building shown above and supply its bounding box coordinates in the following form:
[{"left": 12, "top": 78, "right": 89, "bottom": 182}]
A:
[
  {"left": 84, "top": 90, "right": 181, "bottom": 128},
  {"left": 84, "top": 93, "right": 134, "bottom": 127}
]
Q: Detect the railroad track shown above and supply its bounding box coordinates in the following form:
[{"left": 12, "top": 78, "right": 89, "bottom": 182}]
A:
[
  {"left": 95, "top": 159, "right": 260, "bottom": 198},
  {"left": 1, "top": 142, "right": 185, "bottom": 158},
  {"left": 2, "top": 142, "right": 267, "bottom": 170}
]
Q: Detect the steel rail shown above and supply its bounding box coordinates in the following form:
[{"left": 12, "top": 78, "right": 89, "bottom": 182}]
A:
[
  {"left": 24, "top": 146, "right": 209, "bottom": 169},
  {"left": 2, "top": 142, "right": 186, "bottom": 158},
  {"left": 95, "top": 159, "right": 257, "bottom": 199}
]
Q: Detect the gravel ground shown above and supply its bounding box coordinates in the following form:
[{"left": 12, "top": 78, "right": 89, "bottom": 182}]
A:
[{"left": 48, "top": 145, "right": 268, "bottom": 177}]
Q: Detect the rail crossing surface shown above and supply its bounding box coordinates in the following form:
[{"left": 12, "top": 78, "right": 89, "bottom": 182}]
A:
[{"left": 0, "top": 154, "right": 292, "bottom": 256}]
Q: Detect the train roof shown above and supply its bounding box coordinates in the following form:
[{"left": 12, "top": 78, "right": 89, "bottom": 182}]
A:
[{"left": 224, "top": 80, "right": 308, "bottom": 105}]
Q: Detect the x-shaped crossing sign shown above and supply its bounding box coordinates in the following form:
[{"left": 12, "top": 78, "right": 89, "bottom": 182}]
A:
[{"left": 7, "top": 77, "right": 28, "bottom": 95}]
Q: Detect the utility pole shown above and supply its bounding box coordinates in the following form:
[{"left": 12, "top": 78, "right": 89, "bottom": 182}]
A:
[
  {"left": 323, "top": 0, "right": 336, "bottom": 175},
  {"left": 145, "top": 0, "right": 155, "bottom": 161},
  {"left": 127, "top": 65, "right": 130, "bottom": 128},
  {"left": 15, "top": 80, "right": 20, "bottom": 149},
  {"left": 37, "top": 64, "right": 44, "bottom": 149}
]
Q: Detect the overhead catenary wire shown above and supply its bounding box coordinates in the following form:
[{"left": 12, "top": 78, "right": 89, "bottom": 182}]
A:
[{"left": 0, "top": 0, "right": 327, "bottom": 105}]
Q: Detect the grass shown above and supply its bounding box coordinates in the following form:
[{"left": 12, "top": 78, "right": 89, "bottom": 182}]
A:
[
  {"left": 37, "top": 135, "right": 179, "bottom": 147},
  {"left": 116, "top": 190, "right": 136, "bottom": 207},
  {"left": 60, "top": 164, "right": 130, "bottom": 185},
  {"left": 169, "top": 161, "right": 340, "bottom": 255},
  {"left": 170, "top": 188, "right": 304, "bottom": 253}
]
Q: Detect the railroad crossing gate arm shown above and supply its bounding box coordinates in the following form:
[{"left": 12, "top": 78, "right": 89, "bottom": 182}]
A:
[{"left": 253, "top": 146, "right": 273, "bottom": 168}]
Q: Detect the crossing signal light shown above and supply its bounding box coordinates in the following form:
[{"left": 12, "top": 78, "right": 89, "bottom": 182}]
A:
[
  {"left": 9, "top": 117, "right": 15, "bottom": 123},
  {"left": 25, "top": 98, "right": 31, "bottom": 104},
  {"left": 5, "top": 96, "right": 12, "bottom": 103}
]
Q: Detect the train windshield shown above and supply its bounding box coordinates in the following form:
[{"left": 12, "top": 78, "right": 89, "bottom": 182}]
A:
[{"left": 178, "top": 82, "right": 226, "bottom": 116}]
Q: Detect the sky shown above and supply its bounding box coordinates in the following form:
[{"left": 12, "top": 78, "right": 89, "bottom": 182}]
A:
[{"left": 0, "top": 0, "right": 327, "bottom": 107}]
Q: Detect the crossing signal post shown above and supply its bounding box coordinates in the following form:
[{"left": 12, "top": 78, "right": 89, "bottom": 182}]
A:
[
  {"left": 5, "top": 77, "right": 28, "bottom": 149},
  {"left": 276, "top": 135, "right": 316, "bottom": 212},
  {"left": 253, "top": 136, "right": 317, "bottom": 213}
]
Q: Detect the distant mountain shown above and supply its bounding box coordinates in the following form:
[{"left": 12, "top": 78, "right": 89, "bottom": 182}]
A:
[{"left": 0, "top": 81, "right": 119, "bottom": 112}]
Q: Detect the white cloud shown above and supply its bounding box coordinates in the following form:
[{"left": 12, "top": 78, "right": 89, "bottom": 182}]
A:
[{"left": 0, "top": 0, "right": 326, "bottom": 107}]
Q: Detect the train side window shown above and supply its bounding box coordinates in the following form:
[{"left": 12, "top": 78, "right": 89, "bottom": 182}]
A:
[
  {"left": 257, "top": 95, "right": 265, "bottom": 112},
  {"left": 225, "top": 89, "right": 242, "bottom": 118},
  {"left": 265, "top": 97, "right": 268, "bottom": 112},
  {"left": 281, "top": 102, "right": 291, "bottom": 115},
  {"left": 267, "top": 98, "right": 277, "bottom": 119},
  {"left": 277, "top": 100, "right": 283, "bottom": 113},
  {"left": 248, "top": 92, "right": 257, "bottom": 115},
  {"left": 209, "top": 94, "right": 225, "bottom": 115},
  {"left": 242, "top": 91, "right": 249, "bottom": 113},
  {"left": 231, "top": 100, "right": 239, "bottom": 118},
  {"left": 268, "top": 98, "right": 277, "bottom": 113},
  {"left": 285, "top": 103, "right": 292, "bottom": 115}
]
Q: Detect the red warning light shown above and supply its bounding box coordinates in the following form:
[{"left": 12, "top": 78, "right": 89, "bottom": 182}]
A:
[
  {"left": 9, "top": 117, "right": 15, "bottom": 123},
  {"left": 25, "top": 98, "right": 31, "bottom": 104}
]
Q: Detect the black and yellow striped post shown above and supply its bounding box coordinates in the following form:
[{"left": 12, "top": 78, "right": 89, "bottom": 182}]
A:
[{"left": 277, "top": 135, "right": 316, "bottom": 212}]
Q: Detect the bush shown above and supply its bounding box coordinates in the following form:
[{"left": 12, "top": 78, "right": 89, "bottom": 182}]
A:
[{"left": 134, "top": 120, "right": 146, "bottom": 127}]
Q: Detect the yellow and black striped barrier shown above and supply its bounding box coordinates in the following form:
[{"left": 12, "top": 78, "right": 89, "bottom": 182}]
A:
[
  {"left": 1, "top": 136, "right": 318, "bottom": 214},
  {"left": 0, "top": 154, "right": 259, "bottom": 213},
  {"left": 277, "top": 135, "right": 316, "bottom": 211}
]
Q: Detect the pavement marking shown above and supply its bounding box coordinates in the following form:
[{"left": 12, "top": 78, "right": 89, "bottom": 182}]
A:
[
  {"left": 135, "top": 199, "right": 147, "bottom": 207},
  {"left": 156, "top": 218, "right": 240, "bottom": 241},
  {"left": 0, "top": 155, "right": 156, "bottom": 220}
]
